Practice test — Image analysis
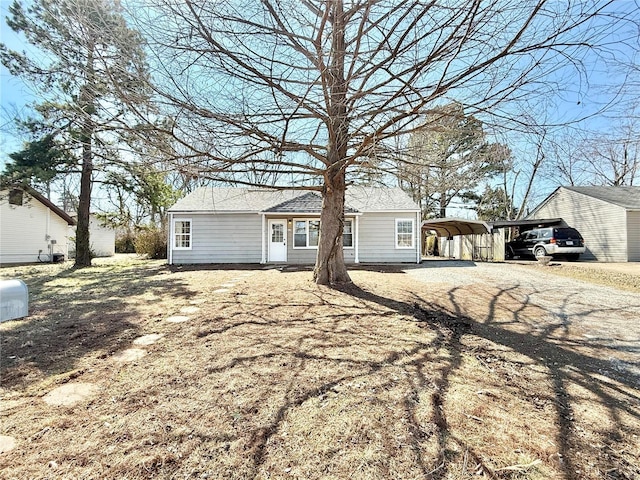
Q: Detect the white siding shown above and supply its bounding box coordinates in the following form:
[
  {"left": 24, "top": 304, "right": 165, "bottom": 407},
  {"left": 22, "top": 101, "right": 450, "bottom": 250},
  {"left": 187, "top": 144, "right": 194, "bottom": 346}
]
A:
[
  {"left": 532, "top": 188, "right": 628, "bottom": 262},
  {"left": 0, "top": 196, "right": 71, "bottom": 265},
  {"left": 88, "top": 216, "right": 115, "bottom": 257},
  {"left": 358, "top": 212, "right": 418, "bottom": 263},
  {"left": 627, "top": 211, "right": 640, "bottom": 262},
  {"left": 171, "top": 213, "right": 262, "bottom": 264},
  {"left": 68, "top": 215, "right": 115, "bottom": 258}
]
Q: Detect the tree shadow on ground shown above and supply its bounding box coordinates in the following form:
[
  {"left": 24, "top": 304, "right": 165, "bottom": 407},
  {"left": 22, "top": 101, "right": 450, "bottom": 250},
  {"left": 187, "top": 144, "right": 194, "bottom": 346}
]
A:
[
  {"left": 0, "top": 262, "right": 195, "bottom": 388},
  {"left": 335, "top": 282, "right": 640, "bottom": 480}
]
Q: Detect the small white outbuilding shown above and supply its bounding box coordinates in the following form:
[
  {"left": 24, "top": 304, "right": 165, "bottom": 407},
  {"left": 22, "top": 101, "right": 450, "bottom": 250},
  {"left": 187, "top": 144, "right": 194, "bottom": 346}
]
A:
[{"left": 0, "top": 188, "right": 76, "bottom": 265}]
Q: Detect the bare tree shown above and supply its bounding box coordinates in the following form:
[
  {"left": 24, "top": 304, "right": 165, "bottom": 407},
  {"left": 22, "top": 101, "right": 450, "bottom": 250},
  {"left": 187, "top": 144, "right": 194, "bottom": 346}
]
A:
[
  {"left": 548, "top": 118, "right": 640, "bottom": 187},
  {"left": 134, "top": 0, "right": 638, "bottom": 285}
]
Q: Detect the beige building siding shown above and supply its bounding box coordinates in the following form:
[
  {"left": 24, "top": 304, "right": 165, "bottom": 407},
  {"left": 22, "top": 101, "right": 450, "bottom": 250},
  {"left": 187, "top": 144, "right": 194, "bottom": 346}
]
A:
[
  {"left": 0, "top": 196, "right": 71, "bottom": 265},
  {"left": 88, "top": 216, "right": 115, "bottom": 257},
  {"left": 436, "top": 230, "right": 504, "bottom": 262},
  {"left": 531, "top": 188, "right": 628, "bottom": 261},
  {"left": 627, "top": 211, "right": 640, "bottom": 262}
]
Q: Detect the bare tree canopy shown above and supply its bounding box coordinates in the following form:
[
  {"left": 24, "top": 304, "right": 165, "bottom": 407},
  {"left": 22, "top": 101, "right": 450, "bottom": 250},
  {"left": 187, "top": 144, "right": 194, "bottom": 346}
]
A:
[
  {"left": 549, "top": 119, "right": 640, "bottom": 187},
  {"left": 131, "top": 0, "right": 638, "bottom": 284}
]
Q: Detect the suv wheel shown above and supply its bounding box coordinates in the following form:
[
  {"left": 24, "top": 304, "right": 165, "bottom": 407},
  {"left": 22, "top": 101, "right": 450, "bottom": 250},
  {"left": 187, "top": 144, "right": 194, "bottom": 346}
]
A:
[{"left": 534, "top": 246, "right": 547, "bottom": 258}]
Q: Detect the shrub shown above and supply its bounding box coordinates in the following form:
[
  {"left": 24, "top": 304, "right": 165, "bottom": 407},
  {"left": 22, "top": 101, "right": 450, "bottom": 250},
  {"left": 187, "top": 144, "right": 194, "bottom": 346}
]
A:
[
  {"left": 115, "top": 232, "right": 136, "bottom": 253},
  {"left": 134, "top": 227, "right": 167, "bottom": 259}
]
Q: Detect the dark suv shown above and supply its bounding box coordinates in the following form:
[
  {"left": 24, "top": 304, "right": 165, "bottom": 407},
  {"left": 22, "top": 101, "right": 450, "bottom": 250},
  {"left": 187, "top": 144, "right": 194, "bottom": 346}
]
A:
[{"left": 506, "top": 227, "right": 585, "bottom": 261}]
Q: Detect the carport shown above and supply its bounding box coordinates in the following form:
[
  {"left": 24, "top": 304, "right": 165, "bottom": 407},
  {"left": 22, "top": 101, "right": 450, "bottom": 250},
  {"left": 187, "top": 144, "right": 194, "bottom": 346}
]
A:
[
  {"left": 422, "top": 218, "right": 491, "bottom": 236},
  {"left": 421, "top": 218, "right": 501, "bottom": 261}
]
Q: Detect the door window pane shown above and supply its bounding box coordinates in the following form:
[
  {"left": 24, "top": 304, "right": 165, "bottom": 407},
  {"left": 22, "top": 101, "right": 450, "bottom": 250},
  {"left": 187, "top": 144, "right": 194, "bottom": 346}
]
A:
[{"left": 271, "top": 223, "right": 284, "bottom": 243}]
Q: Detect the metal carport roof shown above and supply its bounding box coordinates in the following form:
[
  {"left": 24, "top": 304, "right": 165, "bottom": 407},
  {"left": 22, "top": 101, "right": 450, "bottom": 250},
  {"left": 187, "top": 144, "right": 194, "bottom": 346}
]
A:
[{"left": 421, "top": 218, "right": 491, "bottom": 237}]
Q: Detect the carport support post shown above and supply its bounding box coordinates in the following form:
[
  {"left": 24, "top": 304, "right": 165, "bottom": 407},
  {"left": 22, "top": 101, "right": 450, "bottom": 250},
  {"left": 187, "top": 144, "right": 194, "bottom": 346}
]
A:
[{"left": 416, "top": 210, "right": 421, "bottom": 263}]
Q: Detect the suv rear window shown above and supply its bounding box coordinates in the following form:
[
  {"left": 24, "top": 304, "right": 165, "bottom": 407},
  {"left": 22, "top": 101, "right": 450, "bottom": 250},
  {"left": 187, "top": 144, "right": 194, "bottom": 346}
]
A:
[{"left": 553, "top": 228, "right": 582, "bottom": 240}]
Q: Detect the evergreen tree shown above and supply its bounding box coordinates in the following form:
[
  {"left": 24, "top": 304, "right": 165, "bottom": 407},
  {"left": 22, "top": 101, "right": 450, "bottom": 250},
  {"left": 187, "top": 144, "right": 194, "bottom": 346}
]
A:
[
  {"left": 1, "top": 0, "right": 150, "bottom": 267},
  {"left": 399, "top": 103, "right": 510, "bottom": 218}
]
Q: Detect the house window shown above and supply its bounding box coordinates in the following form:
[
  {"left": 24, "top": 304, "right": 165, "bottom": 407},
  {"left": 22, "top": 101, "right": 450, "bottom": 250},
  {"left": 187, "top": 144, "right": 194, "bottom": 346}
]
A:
[
  {"left": 174, "top": 219, "right": 192, "bottom": 249},
  {"left": 8, "top": 189, "right": 23, "bottom": 206},
  {"left": 343, "top": 219, "right": 353, "bottom": 248},
  {"left": 294, "top": 219, "right": 320, "bottom": 248},
  {"left": 396, "top": 218, "right": 414, "bottom": 248}
]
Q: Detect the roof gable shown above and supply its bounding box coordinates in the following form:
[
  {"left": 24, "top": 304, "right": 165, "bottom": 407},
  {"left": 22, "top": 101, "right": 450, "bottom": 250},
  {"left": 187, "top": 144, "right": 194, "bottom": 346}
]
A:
[
  {"left": 2, "top": 188, "right": 76, "bottom": 225},
  {"left": 264, "top": 191, "right": 323, "bottom": 213}
]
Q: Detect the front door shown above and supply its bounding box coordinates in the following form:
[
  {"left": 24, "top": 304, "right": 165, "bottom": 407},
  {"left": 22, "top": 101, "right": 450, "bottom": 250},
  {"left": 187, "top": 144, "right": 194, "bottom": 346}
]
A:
[{"left": 268, "top": 220, "right": 287, "bottom": 262}]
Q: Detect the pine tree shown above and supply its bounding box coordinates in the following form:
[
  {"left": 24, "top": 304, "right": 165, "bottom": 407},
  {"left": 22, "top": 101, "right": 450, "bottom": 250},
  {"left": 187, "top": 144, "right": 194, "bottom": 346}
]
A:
[{"left": 1, "top": 0, "right": 150, "bottom": 267}]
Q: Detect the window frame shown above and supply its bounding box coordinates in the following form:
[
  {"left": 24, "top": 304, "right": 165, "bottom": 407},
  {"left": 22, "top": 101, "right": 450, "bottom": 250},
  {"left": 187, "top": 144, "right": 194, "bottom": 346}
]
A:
[
  {"left": 343, "top": 219, "right": 354, "bottom": 249},
  {"left": 173, "top": 218, "right": 192, "bottom": 250},
  {"left": 293, "top": 218, "right": 320, "bottom": 249},
  {"left": 291, "top": 217, "right": 355, "bottom": 249},
  {"left": 395, "top": 218, "right": 415, "bottom": 249}
]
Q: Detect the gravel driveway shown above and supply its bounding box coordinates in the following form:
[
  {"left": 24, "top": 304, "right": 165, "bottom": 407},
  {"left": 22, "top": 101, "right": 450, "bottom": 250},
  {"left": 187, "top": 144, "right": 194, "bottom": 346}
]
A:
[{"left": 403, "top": 260, "right": 640, "bottom": 381}]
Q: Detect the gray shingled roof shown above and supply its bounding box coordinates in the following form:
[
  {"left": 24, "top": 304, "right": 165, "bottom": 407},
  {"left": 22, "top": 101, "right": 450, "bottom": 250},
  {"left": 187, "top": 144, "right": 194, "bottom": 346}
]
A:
[
  {"left": 264, "top": 191, "right": 358, "bottom": 213},
  {"left": 169, "top": 186, "right": 419, "bottom": 213},
  {"left": 565, "top": 186, "right": 640, "bottom": 209},
  {"left": 264, "top": 192, "right": 324, "bottom": 213}
]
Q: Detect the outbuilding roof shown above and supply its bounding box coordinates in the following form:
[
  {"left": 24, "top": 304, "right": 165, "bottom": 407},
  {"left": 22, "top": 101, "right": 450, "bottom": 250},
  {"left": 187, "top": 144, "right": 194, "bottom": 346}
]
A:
[
  {"left": 563, "top": 186, "right": 640, "bottom": 210},
  {"left": 169, "top": 186, "right": 420, "bottom": 214}
]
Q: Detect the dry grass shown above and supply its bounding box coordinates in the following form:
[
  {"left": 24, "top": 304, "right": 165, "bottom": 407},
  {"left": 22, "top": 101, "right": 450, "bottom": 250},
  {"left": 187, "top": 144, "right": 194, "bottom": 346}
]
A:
[{"left": 1, "top": 257, "right": 638, "bottom": 479}]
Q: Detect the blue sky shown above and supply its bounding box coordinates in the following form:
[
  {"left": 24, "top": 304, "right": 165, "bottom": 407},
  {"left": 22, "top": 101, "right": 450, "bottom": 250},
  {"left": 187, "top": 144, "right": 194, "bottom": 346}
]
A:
[{"left": 1, "top": 1, "right": 638, "bottom": 213}]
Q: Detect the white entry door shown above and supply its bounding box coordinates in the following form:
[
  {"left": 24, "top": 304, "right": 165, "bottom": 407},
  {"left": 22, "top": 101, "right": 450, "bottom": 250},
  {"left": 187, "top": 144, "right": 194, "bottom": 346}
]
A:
[{"left": 268, "top": 220, "right": 287, "bottom": 262}]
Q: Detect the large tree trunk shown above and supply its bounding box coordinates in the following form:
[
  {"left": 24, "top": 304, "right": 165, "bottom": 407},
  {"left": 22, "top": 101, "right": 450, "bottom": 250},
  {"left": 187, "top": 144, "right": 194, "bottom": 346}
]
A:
[
  {"left": 314, "top": 168, "right": 351, "bottom": 286},
  {"left": 74, "top": 47, "right": 95, "bottom": 269},
  {"left": 74, "top": 135, "right": 93, "bottom": 268},
  {"left": 313, "top": 0, "right": 351, "bottom": 286}
]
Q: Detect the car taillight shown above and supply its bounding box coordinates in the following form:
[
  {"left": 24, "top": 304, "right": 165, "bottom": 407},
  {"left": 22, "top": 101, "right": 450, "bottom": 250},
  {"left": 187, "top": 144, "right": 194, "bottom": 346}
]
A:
[{"left": 550, "top": 238, "right": 556, "bottom": 244}]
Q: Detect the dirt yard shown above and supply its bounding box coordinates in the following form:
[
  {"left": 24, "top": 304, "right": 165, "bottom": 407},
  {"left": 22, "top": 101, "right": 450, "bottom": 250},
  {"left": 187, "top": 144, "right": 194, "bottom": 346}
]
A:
[{"left": 1, "top": 257, "right": 639, "bottom": 479}]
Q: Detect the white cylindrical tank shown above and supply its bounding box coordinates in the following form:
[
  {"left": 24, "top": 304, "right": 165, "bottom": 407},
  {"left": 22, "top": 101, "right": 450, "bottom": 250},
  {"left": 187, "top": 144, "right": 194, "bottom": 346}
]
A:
[{"left": 0, "top": 279, "right": 29, "bottom": 322}]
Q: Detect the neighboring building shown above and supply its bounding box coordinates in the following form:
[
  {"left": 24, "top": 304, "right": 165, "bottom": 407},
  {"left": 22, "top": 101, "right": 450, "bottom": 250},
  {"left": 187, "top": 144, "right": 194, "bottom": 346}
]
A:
[
  {"left": 167, "top": 186, "right": 421, "bottom": 265},
  {"left": 527, "top": 186, "right": 640, "bottom": 262},
  {"left": 68, "top": 214, "right": 116, "bottom": 258},
  {"left": 0, "top": 188, "right": 75, "bottom": 265}
]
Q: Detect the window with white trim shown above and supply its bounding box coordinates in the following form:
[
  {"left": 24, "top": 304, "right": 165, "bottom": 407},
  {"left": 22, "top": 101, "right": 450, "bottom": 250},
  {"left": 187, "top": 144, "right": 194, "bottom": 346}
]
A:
[
  {"left": 294, "top": 219, "right": 320, "bottom": 248},
  {"left": 395, "top": 218, "right": 414, "bottom": 248},
  {"left": 173, "top": 219, "right": 192, "bottom": 249},
  {"left": 343, "top": 219, "right": 353, "bottom": 248}
]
